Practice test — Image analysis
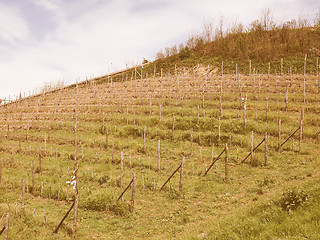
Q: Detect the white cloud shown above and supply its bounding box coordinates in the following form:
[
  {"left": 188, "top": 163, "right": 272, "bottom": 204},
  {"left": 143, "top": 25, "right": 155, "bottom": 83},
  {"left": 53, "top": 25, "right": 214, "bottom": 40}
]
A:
[
  {"left": 0, "top": 3, "right": 30, "bottom": 44},
  {"left": 30, "top": 0, "right": 60, "bottom": 11}
]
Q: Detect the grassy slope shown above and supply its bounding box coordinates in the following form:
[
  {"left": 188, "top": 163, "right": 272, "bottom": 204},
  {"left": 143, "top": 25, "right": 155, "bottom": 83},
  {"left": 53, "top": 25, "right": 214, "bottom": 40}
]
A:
[
  {"left": 140, "top": 26, "right": 320, "bottom": 77},
  {"left": 0, "top": 27, "right": 320, "bottom": 239}
]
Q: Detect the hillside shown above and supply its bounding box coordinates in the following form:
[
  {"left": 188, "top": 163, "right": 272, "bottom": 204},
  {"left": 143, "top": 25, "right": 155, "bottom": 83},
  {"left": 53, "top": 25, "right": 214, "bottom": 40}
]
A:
[
  {"left": 145, "top": 14, "right": 320, "bottom": 76},
  {"left": 0, "top": 59, "right": 320, "bottom": 239}
]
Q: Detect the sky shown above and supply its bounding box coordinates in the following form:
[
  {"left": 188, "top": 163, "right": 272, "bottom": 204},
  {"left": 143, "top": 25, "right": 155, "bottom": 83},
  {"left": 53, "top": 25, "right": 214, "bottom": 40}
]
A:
[{"left": 0, "top": 0, "right": 319, "bottom": 100}]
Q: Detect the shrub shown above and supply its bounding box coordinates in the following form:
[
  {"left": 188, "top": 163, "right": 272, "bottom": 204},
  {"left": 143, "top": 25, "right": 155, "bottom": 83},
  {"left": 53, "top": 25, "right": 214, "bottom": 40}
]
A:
[
  {"left": 279, "top": 188, "right": 310, "bottom": 211},
  {"left": 81, "top": 190, "right": 112, "bottom": 211}
]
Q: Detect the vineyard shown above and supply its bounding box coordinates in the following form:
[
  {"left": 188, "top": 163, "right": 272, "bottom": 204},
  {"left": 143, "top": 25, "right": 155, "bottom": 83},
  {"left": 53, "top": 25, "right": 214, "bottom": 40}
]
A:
[{"left": 0, "top": 62, "right": 320, "bottom": 239}]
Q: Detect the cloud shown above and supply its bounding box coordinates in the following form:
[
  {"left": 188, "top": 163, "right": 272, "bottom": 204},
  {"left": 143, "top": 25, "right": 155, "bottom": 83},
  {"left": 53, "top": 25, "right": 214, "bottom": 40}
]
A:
[
  {"left": 0, "top": 3, "right": 30, "bottom": 44},
  {"left": 30, "top": 0, "right": 60, "bottom": 11}
]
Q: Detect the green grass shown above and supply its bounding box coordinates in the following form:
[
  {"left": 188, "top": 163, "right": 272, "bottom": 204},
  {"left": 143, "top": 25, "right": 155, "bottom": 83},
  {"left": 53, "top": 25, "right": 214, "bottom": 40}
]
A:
[{"left": 0, "top": 71, "right": 319, "bottom": 239}]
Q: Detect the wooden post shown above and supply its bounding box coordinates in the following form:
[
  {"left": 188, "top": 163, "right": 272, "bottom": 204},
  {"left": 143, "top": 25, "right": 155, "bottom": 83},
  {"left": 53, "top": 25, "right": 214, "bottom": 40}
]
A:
[
  {"left": 219, "top": 95, "right": 222, "bottom": 117},
  {"left": 218, "top": 117, "right": 221, "bottom": 144},
  {"left": 32, "top": 159, "right": 35, "bottom": 194},
  {"left": 149, "top": 97, "right": 152, "bottom": 115},
  {"left": 172, "top": 114, "right": 175, "bottom": 140},
  {"left": 278, "top": 119, "right": 281, "bottom": 152},
  {"left": 143, "top": 126, "right": 146, "bottom": 152},
  {"left": 225, "top": 143, "right": 228, "bottom": 180},
  {"left": 53, "top": 201, "right": 75, "bottom": 233},
  {"left": 73, "top": 81, "right": 79, "bottom": 238},
  {"left": 304, "top": 55, "right": 307, "bottom": 103},
  {"left": 265, "top": 132, "right": 268, "bottom": 166},
  {"left": 158, "top": 139, "right": 161, "bottom": 171},
  {"left": 202, "top": 93, "right": 205, "bottom": 109},
  {"left": 281, "top": 58, "right": 283, "bottom": 75},
  {"left": 120, "top": 151, "right": 123, "bottom": 187},
  {"left": 181, "top": 96, "right": 184, "bottom": 117},
  {"left": 249, "top": 59, "right": 252, "bottom": 75},
  {"left": 159, "top": 104, "right": 161, "bottom": 123},
  {"left": 112, "top": 136, "right": 114, "bottom": 163},
  {"left": 250, "top": 131, "right": 254, "bottom": 165},
  {"left": 131, "top": 173, "right": 136, "bottom": 213},
  {"left": 221, "top": 61, "right": 223, "bottom": 76},
  {"left": 44, "top": 133, "right": 47, "bottom": 156},
  {"left": 265, "top": 97, "right": 268, "bottom": 121},
  {"left": 179, "top": 156, "right": 185, "bottom": 192},
  {"left": 106, "top": 125, "right": 109, "bottom": 149},
  {"left": 317, "top": 57, "right": 319, "bottom": 76},
  {"left": 160, "top": 164, "right": 182, "bottom": 190},
  {"left": 0, "top": 156, "right": 2, "bottom": 185},
  {"left": 244, "top": 99, "right": 247, "bottom": 128},
  {"left": 39, "top": 147, "right": 42, "bottom": 172},
  {"left": 285, "top": 86, "right": 288, "bottom": 111},
  {"left": 299, "top": 119, "right": 303, "bottom": 151},
  {"left": 190, "top": 128, "right": 193, "bottom": 156}
]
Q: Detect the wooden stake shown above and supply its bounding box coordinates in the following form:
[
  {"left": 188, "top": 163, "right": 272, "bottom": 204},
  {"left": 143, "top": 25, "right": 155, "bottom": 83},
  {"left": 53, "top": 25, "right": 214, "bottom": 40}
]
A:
[
  {"left": 131, "top": 173, "right": 136, "bottom": 213},
  {"left": 265, "top": 132, "right": 268, "bottom": 166},
  {"left": 190, "top": 128, "right": 193, "bottom": 156},
  {"left": 278, "top": 119, "right": 281, "bottom": 152},
  {"left": 285, "top": 86, "right": 288, "bottom": 111},
  {"left": 244, "top": 98, "right": 247, "bottom": 128},
  {"left": 0, "top": 157, "right": 2, "bottom": 185},
  {"left": 316, "top": 57, "right": 319, "bottom": 76},
  {"left": 44, "top": 133, "right": 47, "bottom": 156},
  {"left": 304, "top": 55, "right": 307, "bottom": 103},
  {"left": 225, "top": 143, "right": 228, "bottom": 180},
  {"left": 219, "top": 95, "right": 222, "bottom": 117},
  {"left": 53, "top": 201, "right": 75, "bottom": 233},
  {"left": 158, "top": 140, "right": 161, "bottom": 171},
  {"left": 179, "top": 156, "right": 185, "bottom": 192},
  {"left": 143, "top": 126, "right": 146, "bottom": 152},
  {"left": 218, "top": 117, "right": 221, "bottom": 144},
  {"left": 241, "top": 137, "right": 266, "bottom": 164},
  {"left": 159, "top": 104, "right": 161, "bottom": 123},
  {"left": 73, "top": 81, "right": 79, "bottom": 238},
  {"left": 149, "top": 97, "right": 152, "bottom": 115},
  {"left": 32, "top": 159, "right": 35, "bottom": 194},
  {"left": 221, "top": 61, "right": 223, "bottom": 76},
  {"left": 250, "top": 131, "right": 254, "bottom": 165},
  {"left": 112, "top": 136, "right": 114, "bottom": 163},
  {"left": 265, "top": 97, "right": 268, "bottom": 121},
  {"left": 172, "top": 114, "right": 175, "bottom": 140},
  {"left": 120, "top": 151, "right": 123, "bottom": 187},
  {"left": 299, "top": 119, "right": 303, "bottom": 151},
  {"left": 160, "top": 164, "right": 182, "bottom": 191},
  {"left": 204, "top": 147, "right": 226, "bottom": 176},
  {"left": 39, "top": 147, "right": 42, "bottom": 172}
]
